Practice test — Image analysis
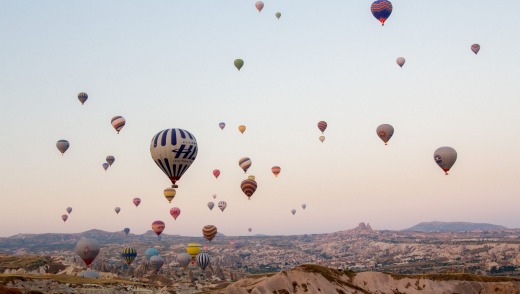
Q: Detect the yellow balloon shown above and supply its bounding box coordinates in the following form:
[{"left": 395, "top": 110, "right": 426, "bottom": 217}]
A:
[
  {"left": 186, "top": 243, "right": 201, "bottom": 259},
  {"left": 164, "top": 187, "right": 176, "bottom": 203},
  {"left": 248, "top": 175, "right": 256, "bottom": 181},
  {"left": 238, "top": 125, "right": 246, "bottom": 134}
]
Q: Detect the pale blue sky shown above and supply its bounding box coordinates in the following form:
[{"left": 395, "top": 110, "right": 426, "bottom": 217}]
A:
[{"left": 0, "top": 1, "right": 519, "bottom": 237}]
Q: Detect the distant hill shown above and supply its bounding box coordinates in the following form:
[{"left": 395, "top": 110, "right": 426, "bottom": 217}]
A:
[{"left": 403, "top": 221, "right": 508, "bottom": 232}]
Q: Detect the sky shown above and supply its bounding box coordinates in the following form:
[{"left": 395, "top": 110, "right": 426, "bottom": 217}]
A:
[{"left": 0, "top": 1, "right": 519, "bottom": 237}]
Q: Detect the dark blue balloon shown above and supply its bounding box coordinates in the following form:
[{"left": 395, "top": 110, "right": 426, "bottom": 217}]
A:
[{"left": 371, "top": 0, "right": 393, "bottom": 26}]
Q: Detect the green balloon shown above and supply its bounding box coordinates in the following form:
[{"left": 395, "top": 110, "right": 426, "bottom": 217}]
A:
[
  {"left": 234, "top": 59, "right": 244, "bottom": 71},
  {"left": 276, "top": 12, "right": 281, "bottom": 19}
]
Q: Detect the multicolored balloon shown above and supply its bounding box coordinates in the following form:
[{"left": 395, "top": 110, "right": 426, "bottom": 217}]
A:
[
  {"left": 114, "top": 207, "right": 120, "bottom": 214},
  {"left": 396, "top": 57, "right": 405, "bottom": 68},
  {"left": 239, "top": 157, "right": 252, "bottom": 173},
  {"left": 196, "top": 253, "right": 210, "bottom": 271},
  {"left": 75, "top": 238, "right": 100, "bottom": 267},
  {"left": 56, "top": 140, "right": 70, "bottom": 155},
  {"left": 150, "top": 255, "right": 164, "bottom": 273},
  {"left": 152, "top": 220, "right": 165, "bottom": 236},
  {"left": 170, "top": 207, "right": 181, "bottom": 220},
  {"left": 106, "top": 156, "right": 115, "bottom": 166},
  {"left": 434, "top": 147, "right": 457, "bottom": 175},
  {"left": 78, "top": 92, "right": 88, "bottom": 105},
  {"left": 371, "top": 0, "right": 393, "bottom": 26},
  {"left": 150, "top": 128, "right": 198, "bottom": 188},
  {"left": 102, "top": 163, "right": 109, "bottom": 171},
  {"left": 66, "top": 207, "right": 72, "bottom": 214},
  {"left": 271, "top": 166, "right": 281, "bottom": 177},
  {"left": 376, "top": 124, "right": 394, "bottom": 145},
  {"left": 202, "top": 225, "right": 217, "bottom": 242},
  {"left": 238, "top": 125, "right": 246, "bottom": 134},
  {"left": 123, "top": 227, "right": 130, "bottom": 235},
  {"left": 218, "top": 201, "right": 227, "bottom": 212},
  {"left": 164, "top": 187, "right": 176, "bottom": 203},
  {"left": 61, "top": 214, "right": 68, "bottom": 222},
  {"left": 276, "top": 12, "right": 281, "bottom": 19},
  {"left": 255, "top": 1, "right": 264, "bottom": 12},
  {"left": 213, "top": 169, "right": 220, "bottom": 179},
  {"left": 122, "top": 247, "right": 137, "bottom": 265},
  {"left": 219, "top": 122, "right": 226, "bottom": 130},
  {"left": 471, "top": 44, "right": 480, "bottom": 55},
  {"left": 317, "top": 121, "right": 327, "bottom": 133},
  {"left": 291, "top": 209, "right": 296, "bottom": 215},
  {"left": 133, "top": 197, "right": 141, "bottom": 207},
  {"left": 234, "top": 59, "right": 244, "bottom": 71},
  {"left": 177, "top": 253, "right": 192, "bottom": 270},
  {"left": 241, "top": 179, "right": 257, "bottom": 200},
  {"left": 207, "top": 202, "right": 215, "bottom": 211},
  {"left": 111, "top": 116, "right": 126, "bottom": 134}
]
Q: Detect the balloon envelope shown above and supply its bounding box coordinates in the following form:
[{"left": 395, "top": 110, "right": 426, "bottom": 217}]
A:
[
  {"left": 144, "top": 248, "right": 159, "bottom": 261},
  {"left": 61, "top": 214, "right": 68, "bottom": 222},
  {"left": 114, "top": 207, "right": 120, "bottom": 214},
  {"left": 207, "top": 202, "right": 215, "bottom": 211},
  {"left": 102, "top": 163, "right": 109, "bottom": 171},
  {"left": 111, "top": 116, "right": 126, "bottom": 134},
  {"left": 319, "top": 135, "right": 325, "bottom": 143},
  {"left": 78, "top": 92, "right": 88, "bottom": 105},
  {"left": 150, "top": 128, "right": 198, "bottom": 187},
  {"left": 471, "top": 43, "right": 480, "bottom": 54},
  {"left": 302, "top": 204, "right": 307, "bottom": 209},
  {"left": 164, "top": 187, "right": 176, "bottom": 203},
  {"left": 150, "top": 255, "right": 164, "bottom": 273},
  {"left": 371, "top": 0, "right": 393, "bottom": 26},
  {"left": 123, "top": 228, "right": 130, "bottom": 235},
  {"left": 106, "top": 156, "right": 115, "bottom": 166},
  {"left": 66, "top": 207, "right": 72, "bottom": 214},
  {"left": 238, "top": 125, "right": 246, "bottom": 134},
  {"left": 271, "top": 166, "right": 281, "bottom": 177},
  {"left": 241, "top": 179, "right": 258, "bottom": 199},
  {"left": 376, "top": 124, "right": 394, "bottom": 145},
  {"left": 276, "top": 12, "right": 281, "bottom": 19},
  {"left": 75, "top": 238, "right": 100, "bottom": 267},
  {"left": 434, "top": 147, "right": 457, "bottom": 175},
  {"left": 234, "top": 59, "right": 244, "bottom": 71},
  {"left": 133, "top": 197, "right": 141, "bottom": 207},
  {"left": 56, "top": 140, "right": 70, "bottom": 155},
  {"left": 396, "top": 57, "right": 405, "bottom": 67},
  {"left": 186, "top": 243, "right": 201, "bottom": 260},
  {"left": 152, "top": 220, "right": 165, "bottom": 236},
  {"left": 202, "top": 225, "right": 217, "bottom": 242},
  {"left": 239, "top": 157, "right": 252, "bottom": 173},
  {"left": 177, "top": 253, "right": 192, "bottom": 270},
  {"left": 248, "top": 228, "right": 252, "bottom": 232},
  {"left": 291, "top": 209, "right": 296, "bottom": 215},
  {"left": 196, "top": 253, "right": 210, "bottom": 271},
  {"left": 317, "top": 121, "right": 327, "bottom": 133},
  {"left": 218, "top": 201, "right": 227, "bottom": 212},
  {"left": 212, "top": 193, "right": 217, "bottom": 199},
  {"left": 170, "top": 207, "right": 181, "bottom": 220},
  {"left": 213, "top": 169, "right": 220, "bottom": 179},
  {"left": 255, "top": 1, "right": 264, "bottom": 12},
  {"left": 219, "top": 122, "right": 225, "bottom": 130},
  {"left": 121, "top": 247, "right": 137, "bottom": 265}
]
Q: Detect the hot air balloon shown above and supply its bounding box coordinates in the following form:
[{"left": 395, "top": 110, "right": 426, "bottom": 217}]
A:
[
  {"left": 248, "top": 228, "right": 252, "bottom": 232},
  {"left": 219, "top": 122, "right": 226, "bottom": 130},
  {"left": 122, "top": 247, "right": 137, "bottom": 265},
  {"left": 123, "top": 228, "right": 130, "bottom": 235},
  {"left": 66, "top": 207, "right": 72, "bottom": 214},
  {"left": 218, "top": 201, "right": 227, "bottom": 212},
  {"left": 471, "top": 43, "right": 480, "bottom": 55},
  {"left": 319, "top": 135, "right": 325, "bottom": 143},
  {"left": 239, "top": 157, "right": 252, "bottom": 173},
  {"left": 102, "top": 163, "right": 109, "bottom": 171},
  {"left": 152, "top": 220, "right": 165, "bottom": 236},
  {"left": 241, "top": 179, "right": 257, "bottom": 200},
  {"left": 255, "top": 1, "right": 264, "bottom": 12},
  {"left": 75, "top": 238, "right": 100, "bottom": 267},
  {"left": 111, "top": 116, "right": 126, "bottom": 134},
  {"left": 78, "top": 92, "right": 88, "bottom": 105},
  {"left": 271, "top": 166, "right": 281, "bottom": 177},
  {"left": 196, "top": 253, "right": 210, "bottom": 271},
  {"left": 186, "top": 243, "right": 201, "bottom": 264},
  {"left": 56, "top": 140, "right": 70, "bottom": 155},
  {"left": 302, "top": 204, "right": 307, "bottom": 210},
  {"left": 61, "top": 214, "right": 68, "bottom": 222},
  {"left": 291, "top": 209, "right": 296, "bottom": 215},
  {"left": 163, "top": 187, "right": 176, "bottom": 203},
  {"left": 114, "top": 207, "right": 120, "bottom": 214},
  {"left": 150, "top": 128, "right": 198, "bottom": 189},
  {"left": 150, "top": 255, "right": 164, "bottom": 273},
  {"left": 248, "top": 175, "right": 256, "bottom": 181},
  {"left": 371, "top": 0, "right": 393, "bottom": 26},
  {"left": 213, "top": 169, "right": 220, "bottom": 179},
  {"left": 234, "top": 59, "right": 244, "bottom": 71},
  {"left": 317, "top": 121, "right": 327, "bottom": 133},
  {"left": 212, "top": 194, "right": 217, "bottom": 199},
  {"left": 276, "top": 12, "right": 281, "bottom": 19},
  {"left": 202, "top": 225, "right": 217, "bottom": 242},
  {"left": 170, "top": 207, "right": 181, "bottom": 220},
  {"left": 133, "top": 197, "right": 141, "bottom": 207},
  {"left": 207, "top": 202, "right": 215, "bottom": 211},
  {"left": 177, "top": 253, "right": 192, "bottom": 270},
  {"left": 144, "top": 248, "right": 159, "bottom": 261},
  {"left": 434, "top": 147, "right": 457, "bottom": 175},
  {"left": 238, "top": 125, "right": 246, "bottom": 134},
  {"left": 106, "top": 156, "right": 115, "bottom": 166},
  {"left": 376, "top": 124, "right": 394, "bottom": 145},
  {"left": 396, "top": 57, "right": 405, "bottom": 68}
]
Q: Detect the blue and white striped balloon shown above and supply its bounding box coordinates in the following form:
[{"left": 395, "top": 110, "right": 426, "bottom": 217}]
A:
[{"left": 196, "top": 253, "right": 210, "bottom": 271}]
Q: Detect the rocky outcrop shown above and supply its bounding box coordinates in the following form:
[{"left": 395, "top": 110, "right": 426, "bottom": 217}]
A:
[{"left": 222, "top": 264, "right": 520, "bottom": 294}]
